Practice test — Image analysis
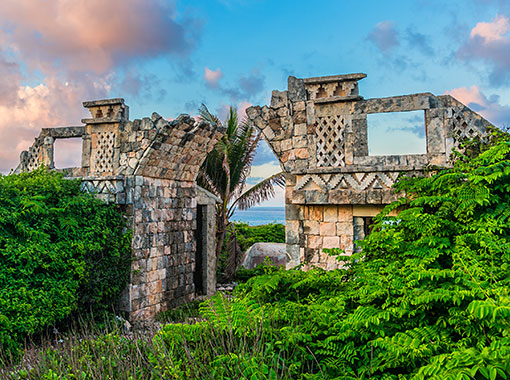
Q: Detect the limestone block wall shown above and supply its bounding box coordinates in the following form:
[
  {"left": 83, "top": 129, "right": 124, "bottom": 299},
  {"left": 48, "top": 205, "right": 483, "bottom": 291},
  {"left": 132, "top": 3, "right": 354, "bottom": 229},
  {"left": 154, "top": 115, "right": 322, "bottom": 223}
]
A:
[
  {"left": 128, "top": 177, "right": 197, "bottom": 320},
  {"left": 15, "top": 98, "right": 223, "bottom": 320},
  {"left": 247, "top": 73, "right": 493, "bottom": 270}
]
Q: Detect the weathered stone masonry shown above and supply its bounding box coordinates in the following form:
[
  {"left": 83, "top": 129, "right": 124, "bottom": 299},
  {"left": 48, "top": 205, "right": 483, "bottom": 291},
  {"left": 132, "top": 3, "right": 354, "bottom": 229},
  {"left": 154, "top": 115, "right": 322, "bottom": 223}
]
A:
[
  {"left": 246, "top": 73, "right": 493, "bottom": 270},
  {"left": 16, "top": 99, "right": 223, "bottom": 320}
]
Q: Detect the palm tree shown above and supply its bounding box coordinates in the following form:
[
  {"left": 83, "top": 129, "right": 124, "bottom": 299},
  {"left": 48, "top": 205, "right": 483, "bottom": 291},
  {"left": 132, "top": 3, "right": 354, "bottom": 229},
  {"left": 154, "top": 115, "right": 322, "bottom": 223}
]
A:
[{"left": 197, "top": 104, "right": 285, "bottom": 279}]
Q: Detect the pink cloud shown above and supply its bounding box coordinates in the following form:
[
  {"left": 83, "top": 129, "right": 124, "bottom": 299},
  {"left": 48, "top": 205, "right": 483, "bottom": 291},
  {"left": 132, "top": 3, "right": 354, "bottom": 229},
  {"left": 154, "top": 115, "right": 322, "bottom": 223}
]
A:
[
  {"left": 237, "top": 100, "right": 253, "bottom": 120},
  {"left": 0, "top": 76, "right": 109, "bottom": 173},
  {"left": 445, "top": 85, "right": 510, "bottom": 127},
  {"left": 204, "top": 67, "right": 223, "bottom": 88},
  {"left": 0, "top": 0, "right": 199, "bottom": 173},
  {"left": 53, "top": 138, "right": 83, "bottom": 169},
  {"left": 471, "top": 15, "right": 510, "bottom": 42},
  {"left": 0, "top": 57, "right": 22, "bottom": 106},
  {"left": 457, "top": 15, "right": 510, "bottom": 84},
  {"left": 0, "top": 0, "right": 196, "bottom": 74}
]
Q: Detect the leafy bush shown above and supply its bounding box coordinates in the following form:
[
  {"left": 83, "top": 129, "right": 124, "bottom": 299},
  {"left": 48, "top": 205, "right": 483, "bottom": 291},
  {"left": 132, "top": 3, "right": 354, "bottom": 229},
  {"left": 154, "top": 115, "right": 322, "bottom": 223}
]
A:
[
  {"left": 0, "top": 168, "right": 131, "bottom": 358},
  {"left": 232, "top": 222, "right": 285, "bottom": 253},
  {"left": 218, "top": 222, "right": 285, "bottom": 278},
  {"left": 233, "top": 134, "right": 510, "bottom": 378}
]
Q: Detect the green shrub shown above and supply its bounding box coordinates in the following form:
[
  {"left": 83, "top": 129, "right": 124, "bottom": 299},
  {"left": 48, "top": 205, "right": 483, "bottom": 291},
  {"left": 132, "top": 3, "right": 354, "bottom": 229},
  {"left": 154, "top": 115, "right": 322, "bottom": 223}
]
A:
[
  {"left": 233, "top": 134, "right": 510, "bottom": 378},
  {"left": 0, "top": 168, "right": 131, "bottom": 358},
  {"left": 218, "top": 222, "right": 285, "bottom": 277},
  {"left": 232, "top": 222, "right": 285, "bottom": 253}
]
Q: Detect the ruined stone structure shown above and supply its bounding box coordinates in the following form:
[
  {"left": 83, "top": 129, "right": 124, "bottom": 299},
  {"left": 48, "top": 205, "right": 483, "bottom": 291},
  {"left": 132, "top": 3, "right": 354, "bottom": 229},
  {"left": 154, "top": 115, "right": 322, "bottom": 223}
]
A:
[
  {"left": 246, "top": 73, "right": 492, "bottom": 270},
  {"left": 16, "top": 99, "right": 223, "bottom": 320}
]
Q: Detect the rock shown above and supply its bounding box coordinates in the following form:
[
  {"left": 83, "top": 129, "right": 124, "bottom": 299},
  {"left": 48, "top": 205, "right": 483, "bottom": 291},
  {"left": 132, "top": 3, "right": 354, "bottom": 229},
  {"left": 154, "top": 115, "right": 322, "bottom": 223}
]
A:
[
  {"left": 241, "top": 243, "right": 288, "bottom": 269},
  {"left": 288, "top": 76, "right": 306, "bottom": 101}
]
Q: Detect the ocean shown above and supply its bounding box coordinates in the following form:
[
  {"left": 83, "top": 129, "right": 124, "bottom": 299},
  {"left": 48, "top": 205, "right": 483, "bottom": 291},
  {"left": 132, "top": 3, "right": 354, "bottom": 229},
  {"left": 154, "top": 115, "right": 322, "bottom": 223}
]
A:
[{"left": 231, "top": 206, "right": 285, "bottom": 225}]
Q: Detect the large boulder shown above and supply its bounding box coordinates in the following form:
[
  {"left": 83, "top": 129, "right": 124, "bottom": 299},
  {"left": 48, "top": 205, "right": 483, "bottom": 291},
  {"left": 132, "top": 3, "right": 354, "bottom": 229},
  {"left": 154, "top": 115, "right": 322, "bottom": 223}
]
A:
[{"left": 241, "top": 242, "right": 288, "bottom": 269}]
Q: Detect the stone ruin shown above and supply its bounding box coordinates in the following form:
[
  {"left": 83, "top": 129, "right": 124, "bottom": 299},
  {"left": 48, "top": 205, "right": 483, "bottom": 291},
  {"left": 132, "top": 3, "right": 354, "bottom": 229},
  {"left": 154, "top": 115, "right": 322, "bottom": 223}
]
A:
[
  {"left": 14, "top": 72, "right": 495, "bottom": 319},
  {"left": 246, "top": 73, "right": 493, "bottom": 270},
  {"left": 16, "top": 99, "right": 223, "bottom": 320}
]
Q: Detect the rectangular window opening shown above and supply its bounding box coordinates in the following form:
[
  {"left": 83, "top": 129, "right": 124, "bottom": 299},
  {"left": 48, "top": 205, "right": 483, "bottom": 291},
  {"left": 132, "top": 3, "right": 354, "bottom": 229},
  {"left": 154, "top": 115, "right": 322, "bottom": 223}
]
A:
[
  {"left": 367, "top": 110, "right": 426, "bottom": 156},
  {"left": 54, "top": 138, "right": 82, "bottom": 169}
]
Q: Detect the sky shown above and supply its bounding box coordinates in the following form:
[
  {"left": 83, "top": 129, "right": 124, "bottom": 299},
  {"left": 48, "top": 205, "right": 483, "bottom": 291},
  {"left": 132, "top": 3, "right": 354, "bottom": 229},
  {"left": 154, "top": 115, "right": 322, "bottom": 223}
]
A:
[{"left": 0, "top": 0, "right": 509, "bottom": 207}]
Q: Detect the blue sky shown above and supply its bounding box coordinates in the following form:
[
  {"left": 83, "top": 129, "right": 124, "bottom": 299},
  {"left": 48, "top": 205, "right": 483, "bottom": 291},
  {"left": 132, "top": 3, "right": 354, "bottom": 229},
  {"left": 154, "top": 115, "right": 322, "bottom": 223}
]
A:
[{"left": 0, "top": 0, "right": 509, "bottom": 206}]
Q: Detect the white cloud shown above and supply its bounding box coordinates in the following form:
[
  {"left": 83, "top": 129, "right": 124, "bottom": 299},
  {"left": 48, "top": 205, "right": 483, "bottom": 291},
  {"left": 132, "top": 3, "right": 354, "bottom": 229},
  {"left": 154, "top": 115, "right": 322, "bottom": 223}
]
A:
[{"left": 249, "top": 162, "right": 282, "bottom": 178}]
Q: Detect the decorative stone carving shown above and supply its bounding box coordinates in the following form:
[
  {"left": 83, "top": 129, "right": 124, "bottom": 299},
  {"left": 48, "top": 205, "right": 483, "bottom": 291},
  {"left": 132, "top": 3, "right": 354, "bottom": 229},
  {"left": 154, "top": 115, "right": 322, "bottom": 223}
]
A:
[
  {"left": 295, "top": 172, "right": 399, "bottom": 191},
  {"left": 316, "top": 115, "right": 346, "bottom": 167},
  {"left": 93, "top": 131, "right": 116, "bottom": 173}
]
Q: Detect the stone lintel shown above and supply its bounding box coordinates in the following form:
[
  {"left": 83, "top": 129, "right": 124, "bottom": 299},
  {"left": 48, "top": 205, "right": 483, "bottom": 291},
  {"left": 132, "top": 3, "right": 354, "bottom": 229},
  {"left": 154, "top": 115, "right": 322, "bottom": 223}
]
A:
[
  {"left": 291, "top": 189, "right": 398, "bottom": 205},
  {"left": 41, "top": 126, "right": 85, "bottom": 138},
  {"left": 357, "top": 93, "right": 435, "bottom": 114},
  {"left": 303, "top": 73, "right": 367, "bottom": 84},
  {"left": 352, "top": 205, "right": 399, "bottom": 217},
  {"left": 196, "top": 185, "right": 221, "bottom": 204},
  {"left": 292, "top": 162, "right": 427, "bottom": 175},
  {"left": 83, "top": 98, "right": 125, "bottom": 107}
]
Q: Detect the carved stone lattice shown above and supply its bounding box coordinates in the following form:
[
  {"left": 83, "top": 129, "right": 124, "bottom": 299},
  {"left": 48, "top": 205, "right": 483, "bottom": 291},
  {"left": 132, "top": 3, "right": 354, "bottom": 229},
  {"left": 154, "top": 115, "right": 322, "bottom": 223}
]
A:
[
  {"left": 450, "top": 109, "right": 490, "bottom": 151},
  {"left": 94, "top": 131, "right": 115, "bottom": 172},
  {"left": 316, "top": 115, "right": 346, "bottom": 167},
  {"left": 25, "top": 145, "right": 42, "bottom": 171}
]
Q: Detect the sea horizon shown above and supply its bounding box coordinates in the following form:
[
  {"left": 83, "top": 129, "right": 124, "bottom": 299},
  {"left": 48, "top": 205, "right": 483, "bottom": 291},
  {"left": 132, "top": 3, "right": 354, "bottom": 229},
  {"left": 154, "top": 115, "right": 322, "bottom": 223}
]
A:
[{"left": 231, "top": 206, "right": 285, "bottom": 225}]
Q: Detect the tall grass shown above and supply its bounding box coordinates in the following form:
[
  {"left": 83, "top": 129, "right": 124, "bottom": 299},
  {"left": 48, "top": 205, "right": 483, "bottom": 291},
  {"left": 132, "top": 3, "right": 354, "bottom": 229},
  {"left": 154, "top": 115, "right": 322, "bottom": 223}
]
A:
[{"left": 2, "top": 297, "right": 294, "bottom": 380}]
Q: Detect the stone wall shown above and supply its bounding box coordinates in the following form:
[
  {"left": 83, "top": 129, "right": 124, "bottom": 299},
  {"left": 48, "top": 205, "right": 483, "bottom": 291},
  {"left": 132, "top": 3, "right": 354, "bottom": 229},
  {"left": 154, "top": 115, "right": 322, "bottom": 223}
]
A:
[
  {"left": 129, "top": 177, "right": 196, "bottom": 320},
  {"left": 16, "top": 98, "right": 223, "bottom": 320},
  {"left": 247, "top": 73, "right": 493, "bottom": 270}
]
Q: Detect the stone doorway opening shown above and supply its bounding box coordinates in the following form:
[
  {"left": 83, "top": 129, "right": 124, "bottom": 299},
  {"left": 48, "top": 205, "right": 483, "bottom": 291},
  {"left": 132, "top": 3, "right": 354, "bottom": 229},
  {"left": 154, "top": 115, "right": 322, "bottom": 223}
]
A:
[{"left": 194, "top": 205, "right": 206, "bottom": 295}]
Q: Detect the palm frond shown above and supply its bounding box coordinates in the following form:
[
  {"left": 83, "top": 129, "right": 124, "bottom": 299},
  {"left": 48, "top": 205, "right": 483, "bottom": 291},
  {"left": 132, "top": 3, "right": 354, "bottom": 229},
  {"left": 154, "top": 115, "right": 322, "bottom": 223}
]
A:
[
  {"left": 196, "top": 170, "right": 220, "bottom": 198},
  {"left": 232, "top": 171, "right": 286, "bottom": 212},
  {"left": 225, "top": 107, "right": 239, "bottom": 138},
  {"left": 198, "top": 104, "right": 222, "bottom": 126},
  {"left": 229, "top": 129, "right": 261, "bottom": 202}
]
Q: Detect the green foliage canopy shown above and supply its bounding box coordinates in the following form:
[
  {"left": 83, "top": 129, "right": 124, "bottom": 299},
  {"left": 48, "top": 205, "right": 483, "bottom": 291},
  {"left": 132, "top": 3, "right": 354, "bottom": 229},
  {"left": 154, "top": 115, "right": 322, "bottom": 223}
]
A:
[
  {"left": 0, "top": 168, "right": 131, "bottom": 357},
  {"left": 232, "top": 135, "right": 510, "bottom": 378}
]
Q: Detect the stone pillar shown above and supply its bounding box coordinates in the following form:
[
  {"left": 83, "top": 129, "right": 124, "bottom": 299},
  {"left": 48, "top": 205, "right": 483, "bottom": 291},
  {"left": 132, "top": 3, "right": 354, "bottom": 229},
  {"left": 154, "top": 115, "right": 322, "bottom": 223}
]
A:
[{"left": 81, "top": 98, "right": 129, "bottom": 176}]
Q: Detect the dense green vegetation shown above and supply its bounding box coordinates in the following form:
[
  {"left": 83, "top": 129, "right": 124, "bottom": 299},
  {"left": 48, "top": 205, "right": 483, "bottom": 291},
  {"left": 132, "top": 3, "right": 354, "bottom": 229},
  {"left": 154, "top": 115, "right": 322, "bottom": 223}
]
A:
[
  {"left": 232, "top": 222, "right": 285, "bottom": 253},
  {"left": 0, "top": 169, "right": 131, "bottom": 359},
  {"left": 4, "top": 133, "right": 510, "bottom": 379},
  {"left": 217, "top": 222, "right": 285, "bottom": 279},
  {"left": 230, "top": 134, "right": 510, "bottom": 378}
]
